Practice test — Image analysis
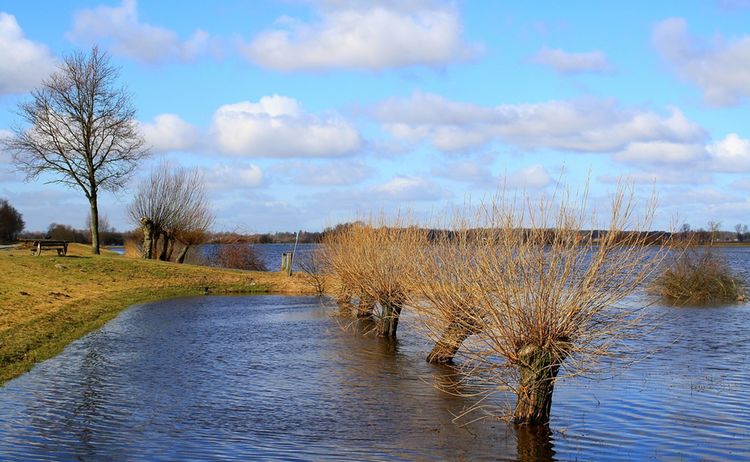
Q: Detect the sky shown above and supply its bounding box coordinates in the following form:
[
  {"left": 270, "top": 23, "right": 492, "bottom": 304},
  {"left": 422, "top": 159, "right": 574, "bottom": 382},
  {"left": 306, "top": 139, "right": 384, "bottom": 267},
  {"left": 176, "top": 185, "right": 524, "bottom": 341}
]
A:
[{"left": 1, "top": 0, "right": 750, "bottom": 233}]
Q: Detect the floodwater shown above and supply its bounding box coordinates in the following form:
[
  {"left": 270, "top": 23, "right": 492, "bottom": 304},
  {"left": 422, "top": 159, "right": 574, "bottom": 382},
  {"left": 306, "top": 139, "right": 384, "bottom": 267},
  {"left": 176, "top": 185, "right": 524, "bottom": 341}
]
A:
[{"left": 1, "top": 247, "right": 749, "bottom": 461}]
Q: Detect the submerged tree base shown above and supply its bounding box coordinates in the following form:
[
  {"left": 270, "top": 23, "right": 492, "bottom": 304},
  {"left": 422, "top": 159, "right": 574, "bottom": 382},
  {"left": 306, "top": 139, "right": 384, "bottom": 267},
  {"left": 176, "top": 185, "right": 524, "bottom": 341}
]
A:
[
  {"left": 426, "top": 320, "right": 474, "bottom": 364},
  {"left": 513, "top": 345, "right": 562, "bottom": 426}
]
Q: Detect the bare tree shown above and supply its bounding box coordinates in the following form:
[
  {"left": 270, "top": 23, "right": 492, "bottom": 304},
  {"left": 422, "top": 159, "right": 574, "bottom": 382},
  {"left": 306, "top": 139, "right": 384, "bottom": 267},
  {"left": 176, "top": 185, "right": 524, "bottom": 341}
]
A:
[
  {"left": 735, "top": 224, "right": 747, "bottom": 243},
  {"left": 411, "top": 186, "right": 669, "bottom": 425},
  {"left": 323, "top": 216, "right": 425, "bottom": 337},
  {"left": 4, "top": 46, "right": 148, "bottom": 254},
  {"left": 129, "top": 163, "right": 213, "bottom": 262},
  {"left": 708, "top": 220, "right": 721, "bottom": 244},
  {"left": 298, "top": 247, "right": 328, "bottom": 296}
]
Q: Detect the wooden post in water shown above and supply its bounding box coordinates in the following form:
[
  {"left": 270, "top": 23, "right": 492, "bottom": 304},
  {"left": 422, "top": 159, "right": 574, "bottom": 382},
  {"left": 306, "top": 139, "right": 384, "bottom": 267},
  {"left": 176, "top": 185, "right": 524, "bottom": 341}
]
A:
[
  {"left": 288, "top": 230, "right": 300, "bottom": 276},
  {"left": 281, "top": 253, "right": 291, "bottom": 274}
]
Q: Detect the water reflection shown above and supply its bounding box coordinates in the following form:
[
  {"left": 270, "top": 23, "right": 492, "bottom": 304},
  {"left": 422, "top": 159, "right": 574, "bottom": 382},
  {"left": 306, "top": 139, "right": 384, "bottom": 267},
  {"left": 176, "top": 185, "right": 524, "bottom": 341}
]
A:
[{"left": 516, "top": 425, "right": 555, "bottom": 462}]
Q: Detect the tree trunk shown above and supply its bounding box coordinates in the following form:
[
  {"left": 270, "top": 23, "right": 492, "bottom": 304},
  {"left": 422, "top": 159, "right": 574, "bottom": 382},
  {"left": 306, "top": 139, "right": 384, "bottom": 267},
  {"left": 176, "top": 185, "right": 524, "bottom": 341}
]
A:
[
  {"left": 158, "top": 232, "right": 170, "bottom": 261},
  {"left": 175, "top": 243, "right": 190, "bottom": 264},
  {"left": 426, "top": 319, "right": 474, "bottom": 364},
  {"left": 140, "top": 217, "right": 154, "bottom": 259},
  {"left": 166, "top": 237, "right": 175, "bottom": 261},
  {"left": 151, "top": 233, "right": 160, "bottom": 260},
  {"left": 357, "top": 294, "right": 375, "bottom": 319},
  {"left": 89, "top": 195, "right": 100, "bottom": 254},
  {"left": 513, "top": 344, "right": 561, "bottom": 425},
  {"left": 378, "top": 301, "right": 402, "bottom": 338}
]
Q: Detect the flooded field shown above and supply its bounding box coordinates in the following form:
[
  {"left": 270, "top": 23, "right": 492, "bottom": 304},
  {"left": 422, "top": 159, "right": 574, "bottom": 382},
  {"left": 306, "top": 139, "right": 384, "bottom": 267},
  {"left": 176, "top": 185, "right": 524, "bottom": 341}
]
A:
[{"left": 1, "top": 247, "right": 749, "bottom": 460}]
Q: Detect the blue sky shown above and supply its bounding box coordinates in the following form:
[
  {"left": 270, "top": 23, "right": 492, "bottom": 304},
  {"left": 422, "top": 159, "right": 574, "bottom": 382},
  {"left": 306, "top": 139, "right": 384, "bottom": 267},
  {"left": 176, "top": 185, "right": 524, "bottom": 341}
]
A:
[{"left": 1, "top": 0, "right": 750, "bottom": 233}]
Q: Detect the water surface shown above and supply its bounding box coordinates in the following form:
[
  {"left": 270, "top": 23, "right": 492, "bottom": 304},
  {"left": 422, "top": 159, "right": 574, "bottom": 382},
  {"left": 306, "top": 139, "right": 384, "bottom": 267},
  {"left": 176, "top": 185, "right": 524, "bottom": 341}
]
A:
[{"left": 1, "top": 248, "right": 749, "bottom": 460}]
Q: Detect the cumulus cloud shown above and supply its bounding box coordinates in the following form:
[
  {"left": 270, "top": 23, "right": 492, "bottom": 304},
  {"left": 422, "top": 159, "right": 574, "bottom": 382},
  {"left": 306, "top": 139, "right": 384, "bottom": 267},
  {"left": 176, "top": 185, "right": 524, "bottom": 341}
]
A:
[
  {"left": 212, "top": 95, "right": 361, "bottom": 158},
  {"left": 0, "top": 12, "right": 56, "bottom": 94},
  {"left": 239, "top": 1, "right": 480, "bottom": 71},
  {"left": 374, "top": 92, "right": 706, "bottom": 153},
  {"left": 707, "top": 133, "right": 750, "bottom": 172},
  {"left": 652, "top": 18, "right": 750, "bottom": 106},
  {"left": 68, "top": 0, "right": 211, "bottom": 63},
  {"left": 139, "top": 114, "right": 200, "bottom": 153},
  {"left": 532, "top": 47, "right": 611, "bottom": 74}
]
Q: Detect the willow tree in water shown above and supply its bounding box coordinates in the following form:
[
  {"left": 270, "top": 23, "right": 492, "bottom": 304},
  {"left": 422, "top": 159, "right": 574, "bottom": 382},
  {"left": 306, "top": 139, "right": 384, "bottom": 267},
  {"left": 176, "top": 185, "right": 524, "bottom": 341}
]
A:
[
  {"left": 5, "top": 47, "right": 148, "bottom": 254},
  {"left": 324, "top": 216, "right": 425, "bottom": 337},
  {"left": 413, "top": 186, "right": 669, "bottom": 425}
]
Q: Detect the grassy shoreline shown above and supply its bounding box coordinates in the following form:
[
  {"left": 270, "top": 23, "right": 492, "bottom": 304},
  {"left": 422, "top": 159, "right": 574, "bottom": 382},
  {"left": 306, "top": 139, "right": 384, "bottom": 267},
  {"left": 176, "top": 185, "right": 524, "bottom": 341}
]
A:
[{"left": 0, "top": 243, "right": 317, "bottom": 385}]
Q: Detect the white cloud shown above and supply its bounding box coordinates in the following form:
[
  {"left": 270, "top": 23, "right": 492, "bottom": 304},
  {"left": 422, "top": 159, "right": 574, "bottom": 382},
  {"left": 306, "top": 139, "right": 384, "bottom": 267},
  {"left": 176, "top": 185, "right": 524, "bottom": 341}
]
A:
[
  {"left": 139, "top": 114, "right": 200, "bottom": 153},
  {"left": 433, "top": 158, "right": 551, "bottom": 190},
  {"left": 374, "top": 92, "right": 706, "bottom": 153},
  {"left": 271, "top": 160, "right": 371, "bottom": 186},
  {"left": 598, "top": 170, "right": 713, "bottom": 185},
  {"left": 532, "top": 47, "right": 611, "bottom": 74},
  {"left": 239, "top": 1, "right": 479, "bottom": 71},
  {"left": 371, "top": 175, "right": 446, "bottom": 201},
  {"left": 67, "top": 0, "right": 211, "bottom": 63},
  {"left": 0, "top": 12, "right": 56, "bottom": 94},
  {"left": 613, "top": 141, "right": 707, "bottom": 165},
  {"left": 432, "top": 158, "right": 494, "bottom": 184},
  {"left": 0, "top": 129, "right": 12, "bottom": 162},
  {"left": 653, "top": 18, "right": 750, "bottom": 106},
  {"left": 212, "top": 95, "right": 361, "bottom": 158},
  {"left": 707, "top": 133, "right": 750, "bottom": 172},
  {"left": 503, "top": 165, "right": 552, "bottom": 189},
  {"left": 205, "top": 164, "right": 264, "bottom": 191}
]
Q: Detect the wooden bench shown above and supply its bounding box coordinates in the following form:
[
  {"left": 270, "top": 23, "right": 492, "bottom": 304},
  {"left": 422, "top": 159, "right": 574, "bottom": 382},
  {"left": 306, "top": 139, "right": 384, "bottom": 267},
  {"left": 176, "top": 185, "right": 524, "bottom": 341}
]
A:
[{"left": 18, "top": 239, "right": 69, "bottom": 256}]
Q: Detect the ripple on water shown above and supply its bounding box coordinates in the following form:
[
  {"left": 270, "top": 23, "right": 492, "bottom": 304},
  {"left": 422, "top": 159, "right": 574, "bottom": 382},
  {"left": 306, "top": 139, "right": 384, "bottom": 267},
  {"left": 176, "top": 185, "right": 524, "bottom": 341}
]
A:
[{"left": 1, "top": 293, "right": 749, "bottom": 461}]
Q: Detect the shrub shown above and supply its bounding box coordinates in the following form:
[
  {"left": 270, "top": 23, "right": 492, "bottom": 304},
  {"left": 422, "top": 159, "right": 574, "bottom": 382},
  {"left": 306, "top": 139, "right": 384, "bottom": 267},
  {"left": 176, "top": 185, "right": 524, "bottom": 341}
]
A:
[
  {"left": 214, "top": 244, "right": 267, "bottom": 271},
  {"left": 652, "top": 247, "right": 746, "bottom": 305}
]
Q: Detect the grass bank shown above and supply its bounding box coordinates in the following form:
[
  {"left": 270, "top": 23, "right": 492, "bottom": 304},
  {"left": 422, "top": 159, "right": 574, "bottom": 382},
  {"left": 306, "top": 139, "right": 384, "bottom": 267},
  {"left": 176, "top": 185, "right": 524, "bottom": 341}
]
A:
[{"left": 0, "top": 243, "right": 317, "bottom": 384}]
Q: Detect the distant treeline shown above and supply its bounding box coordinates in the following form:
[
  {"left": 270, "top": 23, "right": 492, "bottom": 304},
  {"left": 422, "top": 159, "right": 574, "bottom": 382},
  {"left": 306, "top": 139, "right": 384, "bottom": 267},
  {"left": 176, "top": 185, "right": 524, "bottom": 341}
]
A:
[
  {"left": 206, "top": 223, "right": 750, "bottom": 246},
  {"left": 17, "top": 221, "right": 747, "bottom": 248}
]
